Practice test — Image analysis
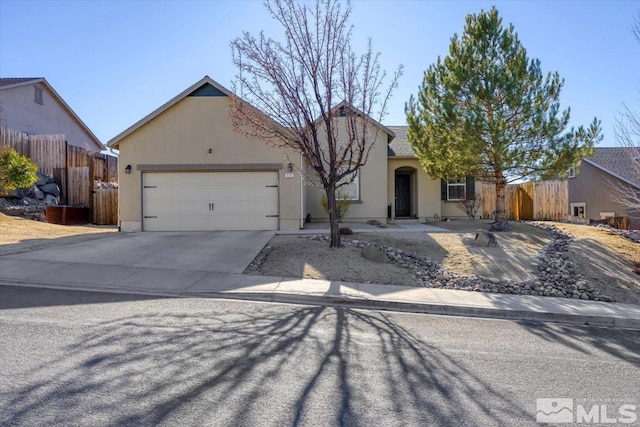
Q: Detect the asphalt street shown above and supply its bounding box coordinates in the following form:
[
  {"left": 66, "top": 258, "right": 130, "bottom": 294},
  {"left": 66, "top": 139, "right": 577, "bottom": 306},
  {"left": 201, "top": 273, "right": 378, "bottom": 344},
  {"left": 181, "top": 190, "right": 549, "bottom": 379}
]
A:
[{"left": 0, "top": 285, "right": 638, "bottom": 426}]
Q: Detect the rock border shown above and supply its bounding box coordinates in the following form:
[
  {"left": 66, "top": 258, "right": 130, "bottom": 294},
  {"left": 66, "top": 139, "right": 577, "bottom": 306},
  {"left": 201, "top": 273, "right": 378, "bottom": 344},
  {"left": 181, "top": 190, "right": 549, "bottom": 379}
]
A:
[{"left": 297, "top": 224, "right": 614, "bottom": 302}]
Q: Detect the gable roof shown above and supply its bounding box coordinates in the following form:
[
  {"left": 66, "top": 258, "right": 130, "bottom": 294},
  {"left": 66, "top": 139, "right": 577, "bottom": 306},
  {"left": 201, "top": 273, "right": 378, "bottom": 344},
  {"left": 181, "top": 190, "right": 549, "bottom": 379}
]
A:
[
  {"left": 107, "top": 76, "right": 397, "bottom": 149},
  {"left": 386, "top": 125, "right": 416, "bottom": 157},
  {"left": 107, "top": 76, "right": 234, "bottom": 148},
  {"left": 584, "top": 147, "right": 640, "bottom": 189},
  {"left": 329, "top": 101, "right": 396, "bottom": 139},
  {"left": 0, "top": 77, "right": 105, "bottom": 150}
]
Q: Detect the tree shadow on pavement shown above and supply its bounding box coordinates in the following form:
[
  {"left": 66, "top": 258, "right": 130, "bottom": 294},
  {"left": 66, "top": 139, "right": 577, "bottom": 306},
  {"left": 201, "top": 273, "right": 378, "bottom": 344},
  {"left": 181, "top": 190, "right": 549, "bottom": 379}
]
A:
[
  {"left": 3, "top": 306, "right": 531, "bottom": 426},
  {"left": 518, "top": 320, "right": 640, "bottom": 365}
]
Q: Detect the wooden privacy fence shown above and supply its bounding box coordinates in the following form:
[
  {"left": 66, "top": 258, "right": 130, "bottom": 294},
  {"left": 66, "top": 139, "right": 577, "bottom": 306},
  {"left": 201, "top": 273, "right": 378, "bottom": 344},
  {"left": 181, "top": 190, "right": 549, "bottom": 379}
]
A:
[
  {"left": 1, "top": 125, "right": 118, "bottom": 224},
  {"left": 93, "top": 188, "right": 118, "bottom": 225},
  {"left": 482, "top": 180, "right": 568, "bottom": 221}
]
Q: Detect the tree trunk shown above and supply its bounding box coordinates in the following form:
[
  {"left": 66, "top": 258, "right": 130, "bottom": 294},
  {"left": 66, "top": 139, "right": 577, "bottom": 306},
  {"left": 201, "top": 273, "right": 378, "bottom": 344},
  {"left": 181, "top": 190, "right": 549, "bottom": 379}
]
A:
[
  {"left": 326, "top": 184, "right": 342, "bottom": 247},
  {"left": 495, "top": 173, "right": 507, "bottom": 221}
]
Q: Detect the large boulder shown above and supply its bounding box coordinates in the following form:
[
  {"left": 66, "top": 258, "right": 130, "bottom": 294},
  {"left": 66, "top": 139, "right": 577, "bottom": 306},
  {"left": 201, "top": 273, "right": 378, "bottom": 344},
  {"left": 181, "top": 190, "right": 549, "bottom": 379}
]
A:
[
  {"left": 339, "top": 226, "right": 353, "bottom": 235},
  {"left": 361, "top": 245, "right": 388, "bottom": 263},
  {"left": 489, "top": 219, "right": 510, "bottom": 232},
  {"left": 24, "top": 184, "right": 38, "bottom": 198},
  {"left": 9, "top": 188, "right": 26, "bottom": 198},
  {"left": 35, "top": 172, "right": 50, "bottom": 187},
  {"left": 474, "top": 230, "right": 498, "bottom": 247},
  {"left": 44, "top": 194, "right": 58, "bottom": 206},
  {"left": 39, "top": 183, "right": 60, "bottom": 197}
]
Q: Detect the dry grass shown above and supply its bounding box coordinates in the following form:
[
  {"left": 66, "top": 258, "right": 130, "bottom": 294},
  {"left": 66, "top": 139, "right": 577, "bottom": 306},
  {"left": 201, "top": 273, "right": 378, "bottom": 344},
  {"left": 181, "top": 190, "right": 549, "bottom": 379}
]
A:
[
  {"left": 544, "top": 222, "right": 640, "bottom": 304},
  {"left": 0, "top": 213, "right": 117, "bottom": 255}
]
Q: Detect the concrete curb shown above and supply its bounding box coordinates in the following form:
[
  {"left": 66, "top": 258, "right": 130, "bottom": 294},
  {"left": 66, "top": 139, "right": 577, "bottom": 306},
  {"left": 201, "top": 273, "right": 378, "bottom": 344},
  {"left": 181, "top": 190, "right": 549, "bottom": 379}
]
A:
[
  {"left": 2, "top": 278, "right": 639, "bottom": 330},
  {"left": 185, "top": 291, "right": 640, "bottom": 330}
]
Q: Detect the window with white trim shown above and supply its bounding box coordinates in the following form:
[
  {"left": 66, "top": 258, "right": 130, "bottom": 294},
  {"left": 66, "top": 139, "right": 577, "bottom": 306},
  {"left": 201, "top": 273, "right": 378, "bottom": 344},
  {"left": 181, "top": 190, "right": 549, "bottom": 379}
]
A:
[
  {"left": 447, "top": 178, "right": 466, "bottom": 201},
  {"left": 338, "top": 170, "right": 359, "bottom": 200},
  {"left": 568, "top": 166, "right": 576, "bottom": 178},
  {"left": 570, "top": 202, "right": 586, "bottom": 218}
]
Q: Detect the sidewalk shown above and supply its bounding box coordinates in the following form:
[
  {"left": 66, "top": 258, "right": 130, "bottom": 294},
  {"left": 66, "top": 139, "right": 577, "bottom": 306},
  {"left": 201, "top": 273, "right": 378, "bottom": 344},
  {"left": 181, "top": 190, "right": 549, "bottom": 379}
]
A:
[
  {"left": 1, "top": 257, "right": 639, "bottom": 330},
  {"left": 277, "top": 221, "right": 449, "bottom": 234}
]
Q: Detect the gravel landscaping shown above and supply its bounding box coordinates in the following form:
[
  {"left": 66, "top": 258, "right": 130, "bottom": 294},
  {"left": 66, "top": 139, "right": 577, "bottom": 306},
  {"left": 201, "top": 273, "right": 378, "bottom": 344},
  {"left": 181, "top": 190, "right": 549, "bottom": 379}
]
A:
[{"left": 245, "top": 220, "right": 640, "bottom": 304}]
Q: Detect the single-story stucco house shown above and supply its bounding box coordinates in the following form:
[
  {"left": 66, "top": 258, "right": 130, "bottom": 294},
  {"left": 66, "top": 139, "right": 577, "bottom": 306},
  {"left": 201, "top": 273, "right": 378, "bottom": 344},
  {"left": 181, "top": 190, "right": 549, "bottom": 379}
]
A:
[{"left": 107, "top": 76, "right": 481, "bottom": 232}]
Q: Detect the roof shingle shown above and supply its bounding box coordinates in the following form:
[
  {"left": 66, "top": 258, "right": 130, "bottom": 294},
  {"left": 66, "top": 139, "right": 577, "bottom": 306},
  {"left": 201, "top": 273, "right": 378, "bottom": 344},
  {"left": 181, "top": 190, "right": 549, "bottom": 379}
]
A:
[
  {"left": 0, "top": 78, "right": 42, "bottom": 87},
  {"left": 585, "top": 147, "right": 640, "bottom": 187},
  {"left": 386, "top": 125, "right": 415, "bottom": 157}
]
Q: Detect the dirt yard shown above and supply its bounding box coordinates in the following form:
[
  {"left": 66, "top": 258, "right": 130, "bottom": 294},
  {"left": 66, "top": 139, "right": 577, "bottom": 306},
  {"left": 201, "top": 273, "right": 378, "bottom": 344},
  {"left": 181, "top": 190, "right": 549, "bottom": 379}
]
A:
[
  {"left": 554, "top": 223, "right": 639, "bottom": 304},
  {"left": 247, "top": 220, "right": 640, "bottom": 304},
  {"left": 0, "top": 213, "right": 117, "bottom": 255}
]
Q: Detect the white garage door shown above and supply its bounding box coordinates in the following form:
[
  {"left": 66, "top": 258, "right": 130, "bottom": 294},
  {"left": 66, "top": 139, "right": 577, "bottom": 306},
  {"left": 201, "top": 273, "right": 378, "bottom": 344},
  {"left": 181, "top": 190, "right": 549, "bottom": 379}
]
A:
[{"left": 142, "top": 171, "right": 279, "bottom": 231}]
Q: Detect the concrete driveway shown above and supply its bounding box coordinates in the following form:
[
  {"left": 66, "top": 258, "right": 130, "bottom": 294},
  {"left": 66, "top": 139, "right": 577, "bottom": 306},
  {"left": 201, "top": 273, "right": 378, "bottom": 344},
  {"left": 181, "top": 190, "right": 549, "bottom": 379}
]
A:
[{"left": 4, "top": 231, "right": 274, "bottom": 274}]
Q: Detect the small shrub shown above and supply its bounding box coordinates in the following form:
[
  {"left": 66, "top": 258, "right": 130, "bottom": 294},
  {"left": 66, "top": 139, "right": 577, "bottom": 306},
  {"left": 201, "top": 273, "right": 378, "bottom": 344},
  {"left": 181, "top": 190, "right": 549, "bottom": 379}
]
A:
[
  {"left": 0, "top": 147, "right": 38, "bottom": 194},
  {"left": 456, "top": 195, "right": 482, "bottom": 220},
  {"left": 320, "top": 191, "right": 351, "bottom": 222},
  {"left": 339, "top": 226, "right": 353, "bottom": 235}
]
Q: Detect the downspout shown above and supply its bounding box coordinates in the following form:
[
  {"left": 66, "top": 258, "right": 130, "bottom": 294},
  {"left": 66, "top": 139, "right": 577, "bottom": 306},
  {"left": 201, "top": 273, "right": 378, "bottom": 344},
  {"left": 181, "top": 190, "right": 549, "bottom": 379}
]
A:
[{"left": 300, "top": 153, "right": 304, "bottom": 229}]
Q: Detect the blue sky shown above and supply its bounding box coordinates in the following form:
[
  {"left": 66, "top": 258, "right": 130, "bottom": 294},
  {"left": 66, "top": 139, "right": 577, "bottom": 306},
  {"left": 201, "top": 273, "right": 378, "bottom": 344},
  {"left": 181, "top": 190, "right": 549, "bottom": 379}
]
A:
[{"left": 1, "top": 1, "right": 638, "bottom": 147}]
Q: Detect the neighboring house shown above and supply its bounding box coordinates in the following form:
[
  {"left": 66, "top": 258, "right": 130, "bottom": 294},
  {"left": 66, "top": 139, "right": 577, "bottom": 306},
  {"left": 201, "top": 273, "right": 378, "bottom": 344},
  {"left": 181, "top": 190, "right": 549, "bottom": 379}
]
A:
[
  {"left": 568, "top": 147, "right": 640, "bottom": 229},
  {"left": 0, "top": 77, "right": 104, "bottom": 152},
  {"left": 107, "top": 76, "right": 481, "bottom": 232}
]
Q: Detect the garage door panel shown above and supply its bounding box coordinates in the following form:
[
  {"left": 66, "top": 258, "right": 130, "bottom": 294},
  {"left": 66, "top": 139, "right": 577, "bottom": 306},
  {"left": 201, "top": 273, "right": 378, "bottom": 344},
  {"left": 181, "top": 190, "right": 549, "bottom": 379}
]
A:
[
  {"left": 143, "top": 172, "right": 279, "bottom": 231},
  {"left": 208, "top": 188, "right": 248, "bottom": 202},
  {"left": 247, "top": 187, "right": 278, "bottom": 201}
]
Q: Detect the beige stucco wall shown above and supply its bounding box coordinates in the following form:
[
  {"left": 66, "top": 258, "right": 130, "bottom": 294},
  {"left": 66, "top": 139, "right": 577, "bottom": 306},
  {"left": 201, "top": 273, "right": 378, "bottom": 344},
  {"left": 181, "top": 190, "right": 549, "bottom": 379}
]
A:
[
  {"left": 441, "top": 179, "right": 484, "bottom": 219},
  {"left": 116, "top": 96, "right": 302, "bottom": 231},
  {"left": 0, "top": 83, "right": 101, "bottom": 151},
  {"left": 387, "top": 158, "right": 441, "bottom": 222},
  {"left": 305, "top": 118, "right": 389, "bottom": 222}
]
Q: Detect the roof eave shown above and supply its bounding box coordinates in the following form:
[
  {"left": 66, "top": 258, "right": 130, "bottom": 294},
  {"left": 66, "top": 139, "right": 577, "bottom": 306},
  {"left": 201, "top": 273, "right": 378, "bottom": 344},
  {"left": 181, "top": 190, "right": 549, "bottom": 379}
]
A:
[
  {"left": 0, "top": 78, "right": 105, "bottom": 151},
  {"left": 107, "top": 76, "right": 233, "bottom": 148},
  {"left": 583, "top": 158, "right": 640, "bottom": 189},
  {"left": 388, "top": 155, "right": 417, "bottom": 159}
]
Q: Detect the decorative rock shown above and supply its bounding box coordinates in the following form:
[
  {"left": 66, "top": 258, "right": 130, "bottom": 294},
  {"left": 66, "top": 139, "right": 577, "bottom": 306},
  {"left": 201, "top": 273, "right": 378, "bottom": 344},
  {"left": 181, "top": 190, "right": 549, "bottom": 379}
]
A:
[
  {"left": 39, "top": 183, "right": 60, "bottom": 197},
  {"left": 299, "top": 226, "right": 615, "bottom": 302},
  {"left": 339, "top": 227, "right": 353, "bottom": 235},
  {"left": 366, "top": 219, "right": 381, "bottom": 226},
  {"left": 35, "top": 172, "right": 50, "bottom": 187},
  {"left": 44, "top": 194, "right": 58, "bottom": 206},
  {"left": 474, "top": 230, "right": 497, "bottom": 247},
  {"left": 361, "top": 245, "right": 388, "bottom": 263},
  {"left": 489, "top": 219, "right": 510, "bottom": 232}
]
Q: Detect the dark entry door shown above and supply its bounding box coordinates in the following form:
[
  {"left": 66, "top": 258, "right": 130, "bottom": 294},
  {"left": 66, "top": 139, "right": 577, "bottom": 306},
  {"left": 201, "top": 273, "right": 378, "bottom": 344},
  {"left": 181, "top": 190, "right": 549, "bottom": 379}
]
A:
[{"left": 395, "top": 174, "right": 411, "bottom": 217}]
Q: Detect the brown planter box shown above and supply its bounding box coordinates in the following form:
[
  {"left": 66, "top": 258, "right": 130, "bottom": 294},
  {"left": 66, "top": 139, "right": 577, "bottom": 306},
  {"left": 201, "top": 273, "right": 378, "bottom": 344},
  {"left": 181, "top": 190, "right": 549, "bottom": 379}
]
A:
[{"left": 46, "top": 206, "right": 90, "bottom": 225}]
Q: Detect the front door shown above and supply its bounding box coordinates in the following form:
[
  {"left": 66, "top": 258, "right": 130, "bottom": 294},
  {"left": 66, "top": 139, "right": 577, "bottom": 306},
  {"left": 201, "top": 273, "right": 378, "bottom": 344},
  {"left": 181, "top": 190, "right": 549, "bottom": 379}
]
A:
[{"left": 395, "top": 173, "right": 411, "bottom": 217}]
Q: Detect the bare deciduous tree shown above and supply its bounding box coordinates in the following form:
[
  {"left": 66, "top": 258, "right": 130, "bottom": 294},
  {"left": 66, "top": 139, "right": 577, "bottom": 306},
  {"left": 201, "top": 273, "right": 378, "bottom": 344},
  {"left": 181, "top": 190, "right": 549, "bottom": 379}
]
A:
[
  {"left": 230, "top": 0, "right": 401, "bottom": 247},
  {"left": 608, "top": 13, "right": 640, "bottom": 223}
]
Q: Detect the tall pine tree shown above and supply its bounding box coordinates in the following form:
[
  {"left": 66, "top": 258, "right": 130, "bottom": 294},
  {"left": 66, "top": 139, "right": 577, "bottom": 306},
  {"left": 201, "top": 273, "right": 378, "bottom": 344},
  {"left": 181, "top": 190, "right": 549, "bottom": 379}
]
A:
[{"left": 406, "top": 7, "right": 601, "bottom": 225}]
